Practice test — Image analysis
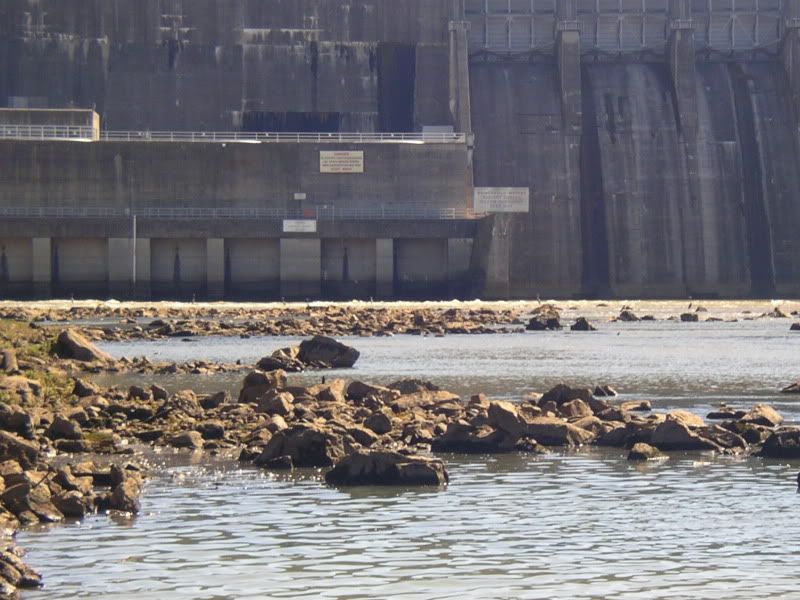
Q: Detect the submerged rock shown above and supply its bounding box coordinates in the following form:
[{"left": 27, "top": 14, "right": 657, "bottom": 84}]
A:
[
  {"left": 325, "top": 451, "right": 448, "bottom": 487},
  {"left": 570, "top": 317, "right": 597, "bottom": 332},
  {"left": 758, "top": 429, "right": 800, "bottom": 459},
  {"left": 627, "top": 443, "right": 663, "bottom": 461}
]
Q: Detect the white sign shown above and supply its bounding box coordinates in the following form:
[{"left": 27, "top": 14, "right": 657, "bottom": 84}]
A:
[
  {"left": 293, "top": 192, "right": 307, "bottom": 201},
  {"left": 320, "top": 150, "right": 364, "bottom": 174},
  {"left": 474, "top": 187, "right": 530, "bottom": 213},
  {"left": 283, "top": 220, "right": 317, "bottom": 233}
]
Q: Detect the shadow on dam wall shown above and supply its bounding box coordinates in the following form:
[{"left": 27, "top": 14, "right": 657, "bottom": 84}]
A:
[{"left": 471, "top": 59, "right": 800, "bottom": 299}]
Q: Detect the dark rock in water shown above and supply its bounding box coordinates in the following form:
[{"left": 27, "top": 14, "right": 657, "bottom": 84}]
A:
[
  {"left": 387, "top": 379, "right": 440, "bottom": 395},
  {"left": 110, "top": 477, "right": 142, "bottom": 514},
  {"left": 524, "top": 417, "right": 595, "bottom": 446},
  {"left": 627, "top": 442, "right": 663, "bottom": 461},
  {"left": 570, "top": 317, "right": 596, "bottom": 332},
  {"left": 325, "top": 451, "right": 449, "bottom": 487},
  {"left": 297, "top": 336, "right": 360, "bottom": 369},
  {"left": 257, "top": 348, "right": 305, "bottom": 373},
  {"left": 706, "top": 408, "right": 744, "bottom": 420},
  {"left": 739, "top": 404, "right": 783, "bottom": 428},
  {"left": 255, "top": 424, "right": 345, "bottom": 468},
  {"left": 197, "top": 421, "right": 225, "bottom": 440},
  {"left": 617, "top": 310, "right": 639, "bottom": 322},
  {"left": 0, "top": 549, "right": 41, "bottom": 589},
  {"left": 790, "top": 323, "right": 800, "bottom": 331},
  {"left": 54, "top": 330, "right": 115, "bottom": 363},
  {"left": 620, "top": 400, "right": 651, "bottom": 412},
  {"left": 540, "top": 384, "right": 593, "bottom": 406},
  {"left": 261, "top": 455, "right": 294, "bottom": 471},
  {"left": 52, "top": 490, "right": 91, "bottom": 518},
  {"left": 593, "top": 385, "right": 617, "bottom": 397},
  {"left": 680, "top": 312, "right": 699, "bottom": 322},
  {"left": 781, "top": 380, "right": 800, "bottom": 394},
  {"left": 651, "top": 419, "right": 719, "bottom": 452},
  {"left": 526, "top": 316, "right": 561, "bottom": 331},
  {"left": 431, "top": 421, "right": 518, "bottom": 454},
  {"left": 167, "top": 431, "right": 203, "bottom": 449},
  {"left": 758, "top": 429, "right": 800, "bottom": 458}
]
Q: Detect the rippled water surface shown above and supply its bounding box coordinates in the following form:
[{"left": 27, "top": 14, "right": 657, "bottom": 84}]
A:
[{"left": 19, "top": 317, "right": 800, "bottom": 599}]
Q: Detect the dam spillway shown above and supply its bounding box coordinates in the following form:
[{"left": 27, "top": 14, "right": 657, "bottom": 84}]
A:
[{"left": 0, "top": 0, "right": 799, "bottom": 300}]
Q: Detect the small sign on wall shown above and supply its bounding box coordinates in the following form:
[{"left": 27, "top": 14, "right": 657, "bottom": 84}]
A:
[
  {"left": 474, "top": 187, "right": 530, "bottom": 213},
  {"left": 293, "top": 192, "right": 307, "bottom": 201},
  {"left": 320, "top": 151, "right": 364, "bottom": 174},
  {"left": 283, "top": 220, "right": 317, "bottom": 233}
]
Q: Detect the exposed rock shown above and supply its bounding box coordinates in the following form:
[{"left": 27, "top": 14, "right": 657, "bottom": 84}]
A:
[
  {"left": 791, "top": 323, "right": 800, "bottom": 331},
  {"left": 325, "top": 451, "right": 449, "bottom": 486},
  {"left": 650, "top": 419, "right": 719, "bottom": 452},
  {"left": 739, "top": 404, "right": 783, "bottom": 428},
  {"left": 0, "top": 550, "right": 41, "bottom": 589},
  {"left": 487, "top": 401, "right": 526, "bottom": 437},
  {"left": 72, "top": 378, "right": 100, "bottom": 398},
  {"left": 257, "top": 391, "right": 294, "bottom": 417},
  {"left": 780, "top": 380, "right": 800, "bottom": 394},
  {"left": 431, "top": 421, "right": 520, "bottom": 453},
  {"left": 680, "top": 312, "right": 699, "bottom": 322},
  {"left": 47, "top": 415, "right": 83, "bottom": 441},
  {"left": 54, "top": 330, "right": 115, "bottom": 363},
  {"left": 255, "top": 424, "right": 346, "bottom": 468},
  {"left": 627, "top": 442, "right": 663, "bottom": 461},
  {"left": 346, "top": 425, "right": 380, "bottom": 447},
  {"left": 110, "top": 477, "right": 142, "bottom": 514},
  {"left": 347, "top": 381, "right": 400, "bottom": 404},
  {"left": 0, "top": 432, "right": 38, "bottom": 469},
  {"left": 52, "top": 490, "right": 91, "bottom": 518},
  {"left": 667, "top": 410, "right": 706, "bottom": 429},
  {"left": 199, "top": 390, "right": 229, "bottom": 410},
  {"left": 127, "top": 385, "right": 151, "bottom": 401},
  {"left": 524, "top": 417, "right": 595, "bottom": 446},
  {"left": 364, "top": 411, "right": 393, "bottom": 435},
  {"left": 150, "top": 384, "right": 169, "bottom": 401},
  {"left": 620, "top": 400, "right": 652, "bottom": 412},
  {"left": 617, "top": 310, "right": 639, "bottom": 322},
  {"left": 526, "top": 315, "right": 561, "bottom": 331},
  {"left": 570, "top": 317, "right": 596, "bottom": 332},
  {"left": 1, "top": 350, "right": 19, "bottom": 374},
  {"left": 297, "top": 336, "right": 360, "bottom": 368},
  {"left": 769, "top": 306, "right": 789, "bottom": 318},
  {"left": 558, "top": 398, "right": 593, "bottom": 420},
  {"left": 758, "top": 428, "right": 800, "bottom": 459},
  {"left": 257, "top": 347, "right": 305, "bottom": 372},
  {"left": 593, "top": 385, "right": 617, "bottom": 397},
  {"left": 387, "top": 380, "right": 440, "bottom": 395},
  {"left": 196, "top": 421, "right": 225, "bottom": 440},
  {"left": 260, "top": 455, "right": 294, "bottom": 470},
  {"left": 238, "top": 370, "right": 287, "bottom": 403},
  {"left": 167, "top": 431, "right": 203, "bottom": 449},
  {"left": 155, "top": 390, "right": 204, "bottom": 420},
  {"left": 706, "top": 407, "right": 743, "bottom": 420},
  {"left": 540, "top": 384, "right": 593, "bottom": 406},
  {"left": 0, "top": 376, "right": 40, "bottom": 404},
  {"left": 0, "top": 405, "right": 34, "bottom": 440}
]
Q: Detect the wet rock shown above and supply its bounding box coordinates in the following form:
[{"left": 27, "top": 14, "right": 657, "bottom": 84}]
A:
[
  {"left": 1, "top": 474, "right": 63, "bottom": 523},
  {"left": 487, "top": 401, "right": 526, "bottom": 437},
  {"left": 0, "top": 550, "right": 41, "bottom": 589},
  {"left": 791, "top": 323, "right": 800, "bottom": 331},
  {"left": 739, "top": 404, "right": 783, "bottom": 428},
  {"left": 0, "top": 432, "right": 38, "bottom": 469},
  {"left": 167, "top": 431, "right": 204, "bottom": 449},
  {"left": 706, "top": 407, "right": 743, "bottom": 420},
  {"left": 255, "top": 424, "right": 346, "bottom": 468},
  {"left": 524, "top": 417, "right": 595, "bottom": 446},
  {"left": 526, "top": 315, "right": 561, "bottom": 331},
  {"left": 52, "top": 467, "right": 92, "bottom": 495},
  {"left": 650, "top": 419, "right": 719, "bottom": 452},
  {"left": 570, "top": 317, "right": 596, "bottom": 332},
  {"left": 110, "top": 477, "right": 141, "bottom": 514},
  {"left": 757, "top": 429, "right": 800, "bottom": 459},
  {"left": 540, "top": 384, "right": 593, "bottom": 406},
  {"left": 52, "top": 490, "right": 91, "bottom": 518},
  {"left": 257, "top": 348, "right": 305, "bottom": 373},
  {"left": 297, "top": 336, "right": 360, "bottom": 369},
  {"left": 593, "top": 385, "right": 617, "bottom": 397},
  {"left": 261, "top": 455, "right": 294, "bottom": 470},
  {"left": 620, "top": 400, "right": 652, "bottom": 412},
  {"left": 47, "top": 415, "right": 83, "bottom": 441},
  {"left": 199, "top": 391, "right": 229, "bottom": 410},
  {"left": 325, "top": 451, "right": 449, "bottom": 487},
  {"left": 627, "top": 443, "right": 663, "bottom": 461},
  {"left": 134, "top": 429, "right": 164, "bottom": 443},
  {"left": 617, "top": 310, "right": 639, "bottom": 322},
  {"left": 558, "top": 399, "right": 593, "bottom": 420},
  {"left": 54, "top": 330, "right": 115, "bottom": 363},
  {"left": 780, "top": 380, "right": 800, "bottom": 394},
  {"left": 680, "top": 312, "right": 699, "bottom": 322}
]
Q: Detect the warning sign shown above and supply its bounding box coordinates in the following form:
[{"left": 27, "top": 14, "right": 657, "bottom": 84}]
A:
[
  {"left": 320, "top": 151, "right": 364, "bottom": 174},
  {"left": 473, "top": 187, "right": 530, "bottom": 213}
]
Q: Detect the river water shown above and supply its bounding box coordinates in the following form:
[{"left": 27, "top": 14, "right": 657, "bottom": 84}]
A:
[{"left": 18, "top": 316, "right": 800, "bottom": 599}]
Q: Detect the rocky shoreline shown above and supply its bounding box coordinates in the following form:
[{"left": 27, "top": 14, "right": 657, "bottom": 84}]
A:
[{"left": 0, "top": 309, "right": 799, "bottom": 597}]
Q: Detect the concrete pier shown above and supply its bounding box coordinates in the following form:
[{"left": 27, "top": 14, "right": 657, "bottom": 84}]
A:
[{"left": 280, "top": 239, "right": 321, "bottom": 300}]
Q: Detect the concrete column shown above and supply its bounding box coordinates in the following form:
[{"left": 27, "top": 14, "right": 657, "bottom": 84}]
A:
[
  {"left": 782, "top": 1, "right": 800, "bottom": 121},
  {"left": 448, "top": 20, "right": 472, "bottom": 134},
  {"left": 108, "top": 238, "right": 133, "bottom": 298},
  {"left": 206, "top": 238, "right": 225, "bottom": 300},
  {"left": 447, "top": 238, "right": 472, "bottom": 298},
  {"left": 31, "top": 237, "right": 51, "bottom": 298},
  {"left": 556, "top": 0, "right": 582, "bottom": 135},
  {"left": 470, "top": 216, "right": 510, "bottom": 299},
  {"left": 135, "top": 238, "right": 151, "bottom": 299},
  {"left": 375, "top": 239, "right": 394, "bottom": 299},
  {"left": 668, "top": 0, "right": 698, "bottom": 138},
  {"left": 280, "top": 238, "right": 321, "bottom": 299}
]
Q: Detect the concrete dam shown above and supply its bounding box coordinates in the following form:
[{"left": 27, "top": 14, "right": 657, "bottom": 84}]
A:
[{"left": 0, "top": 0, "right": 799, "bottom": 300}]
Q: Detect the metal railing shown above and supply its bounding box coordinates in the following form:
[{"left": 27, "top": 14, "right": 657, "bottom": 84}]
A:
[
  {"left": 0, "top": 126, "right": 466, "bottom": 144},
  {"left": 0, "top": 205, "right": 476, "bottom": 221},
  {"left": 99, "top": 131, "right": 466, "bottom": 144},
  {"left": 0, "top": 125, "right": 96, "bottom": 140}
]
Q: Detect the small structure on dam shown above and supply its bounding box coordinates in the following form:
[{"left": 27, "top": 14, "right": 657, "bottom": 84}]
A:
[{"left": 0, "top": 0, "right": 799, "bottom": 300}]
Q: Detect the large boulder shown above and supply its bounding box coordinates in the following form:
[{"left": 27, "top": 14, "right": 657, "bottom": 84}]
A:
[
  {"left": 627, "top": 443, "right": 663, "bottom": 461},
  {"left": 758, "top": 428, "right": 800, "bottom": 459},
  {"left": 739, "top": 404, "right": 783, "bottom": 428},
  {"left": 431, "top": 421, "right": 519, "bottom": 454},
  {"left": 54, "top": 330, "right": 115, "bottom": 363},
  {"left": 650, "top": 419, "right": 719, "bottom": 452},
  {"left": 523, "top": 417, "right": 595, "bottom": 446},
  {"left": 238, "top": 370, "right": 287, "bottom": 404},
  {"left": 539, "top": 384, "right": 593, "bottom": 406},
  {"left": 0, "top": 432, "right": 38, "bottom": 469},
  {"left": 570, "top": 317, "right": 597, "bottom": 332},
  {"left": 325, "top": 451, "right": 448, "bottom": 486},
  {"left": 487, "top": 401, "right": 526, "bottom": 437},
  {"left": 255, "top": 424, "right": 346, "bottom": 468},
  {"left": 297, "top": 336, "right": 360, "bottom": 369},
  {"left": 257, "top": 347, "right": 305, "bottom": 373},
  {"left": 0, "top": 405, "right": 34, "bottom": 440}
]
